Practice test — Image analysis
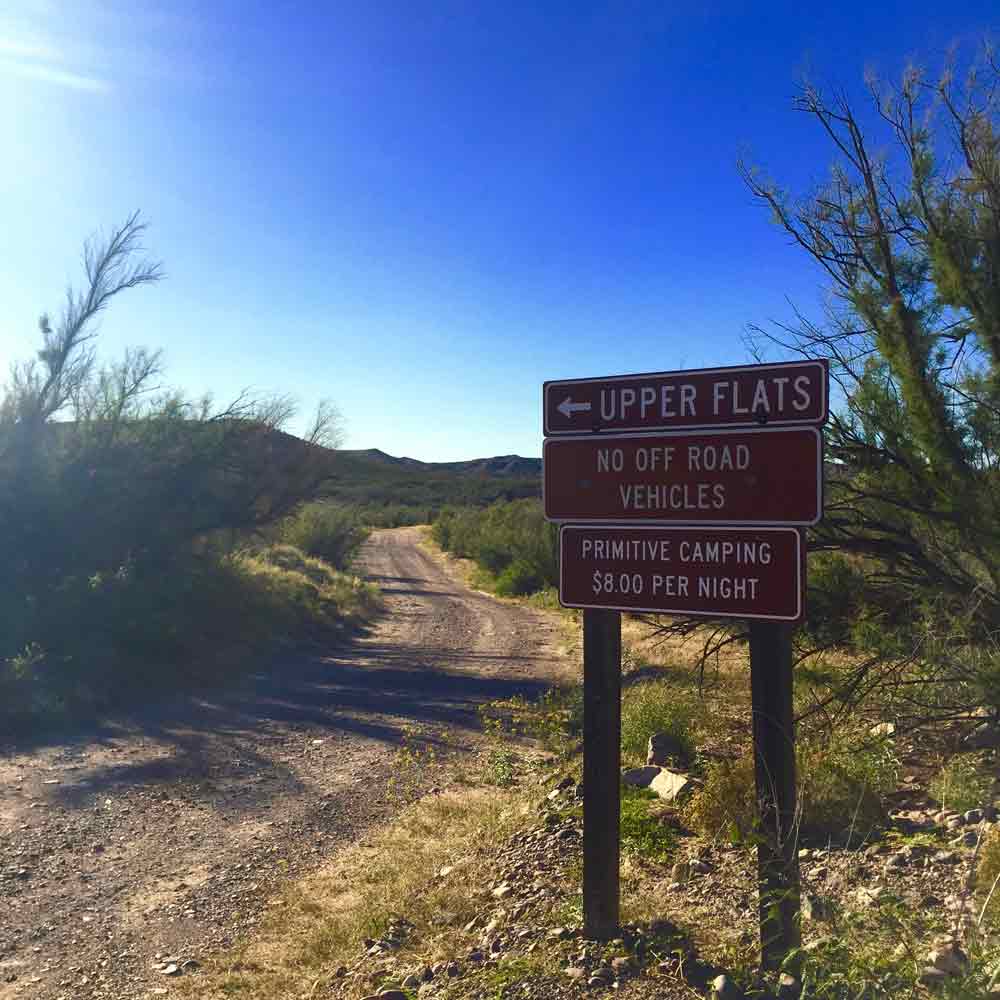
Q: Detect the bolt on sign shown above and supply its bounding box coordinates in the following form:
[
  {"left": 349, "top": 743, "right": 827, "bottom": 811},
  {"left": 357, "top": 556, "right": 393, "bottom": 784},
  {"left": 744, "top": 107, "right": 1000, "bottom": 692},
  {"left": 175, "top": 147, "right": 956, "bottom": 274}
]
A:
[
  {"left": 543, "top": 427, "right": 822, "bottom": 526},
  {"left": 544, "top": 359, "right": 828, "bottom": 436},
  {"left": 559, "top": 525, "right": 805, "bottom": 621}
]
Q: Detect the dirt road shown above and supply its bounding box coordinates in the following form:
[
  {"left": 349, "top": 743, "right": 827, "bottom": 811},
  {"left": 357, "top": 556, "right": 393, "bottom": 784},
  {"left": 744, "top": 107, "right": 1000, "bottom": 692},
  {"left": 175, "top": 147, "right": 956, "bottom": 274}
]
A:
[{"left": 0, "top": 528, "right": 569, "bottom": 999}]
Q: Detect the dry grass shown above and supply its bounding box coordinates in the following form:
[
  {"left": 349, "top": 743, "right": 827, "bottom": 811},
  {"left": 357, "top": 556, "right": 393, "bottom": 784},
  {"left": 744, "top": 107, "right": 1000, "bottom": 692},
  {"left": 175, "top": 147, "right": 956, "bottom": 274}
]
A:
[
  {"left": 182, "top": 787, "right": 535, "bottom": 999},
  {"left": 235, "top": 544, "right": 382, "bottom": 628}
]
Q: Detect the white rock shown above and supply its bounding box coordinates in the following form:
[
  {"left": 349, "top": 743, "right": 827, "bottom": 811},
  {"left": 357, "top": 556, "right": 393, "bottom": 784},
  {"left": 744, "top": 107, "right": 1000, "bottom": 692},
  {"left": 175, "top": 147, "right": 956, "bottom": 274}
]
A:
[{"left": 649, "top": 769, "right": 692, "bottom": 802}]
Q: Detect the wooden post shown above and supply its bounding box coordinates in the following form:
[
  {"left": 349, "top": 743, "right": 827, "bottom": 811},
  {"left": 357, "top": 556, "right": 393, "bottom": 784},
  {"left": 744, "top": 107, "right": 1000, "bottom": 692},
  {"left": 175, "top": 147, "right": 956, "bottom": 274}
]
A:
[
  {"left": 582, "top": 608, "right": 621, "bottom": 939},
  {"left": 749, "top": 620, "right": 801, "bottom": 969}
]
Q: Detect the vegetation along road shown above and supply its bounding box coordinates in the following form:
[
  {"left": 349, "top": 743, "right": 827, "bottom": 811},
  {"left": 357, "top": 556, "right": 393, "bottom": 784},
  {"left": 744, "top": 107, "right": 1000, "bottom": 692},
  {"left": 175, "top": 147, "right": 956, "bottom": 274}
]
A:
[{"left": 0, "top": 527, "right": 569, "bottom": 1000}]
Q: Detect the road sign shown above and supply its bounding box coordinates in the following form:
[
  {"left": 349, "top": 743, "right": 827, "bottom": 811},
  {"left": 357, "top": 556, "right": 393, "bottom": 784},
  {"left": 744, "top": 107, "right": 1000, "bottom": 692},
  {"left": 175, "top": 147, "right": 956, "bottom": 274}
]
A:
[
  {"left": 547, "top": 359, "right": 822, "bottom": 963},
  {"left": 544, "top": 360, "right": 828, "bottom": 436},
  {"left": 543, "top": 426, "right": 822, "bottom": 525},
  {"left": 560, "top": 525, "right": 804, "bottom": 621}
]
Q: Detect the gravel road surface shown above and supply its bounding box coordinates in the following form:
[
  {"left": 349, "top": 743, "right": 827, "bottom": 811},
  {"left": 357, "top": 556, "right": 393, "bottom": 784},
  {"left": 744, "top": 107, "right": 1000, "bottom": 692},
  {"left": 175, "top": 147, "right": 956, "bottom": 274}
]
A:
[{"left": 0, "top": 527, "right": 568, "bottom": 999}]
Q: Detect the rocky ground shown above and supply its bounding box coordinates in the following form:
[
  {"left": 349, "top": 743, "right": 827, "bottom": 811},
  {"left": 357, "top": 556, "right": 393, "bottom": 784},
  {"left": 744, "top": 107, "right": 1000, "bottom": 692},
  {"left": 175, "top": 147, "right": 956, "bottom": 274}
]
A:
[
  {"left": 0, "top": 528, "right": 569, "bottom": 1000},
  {"left": 332, "top": 753, "right": 999, "bottom": 1000}
]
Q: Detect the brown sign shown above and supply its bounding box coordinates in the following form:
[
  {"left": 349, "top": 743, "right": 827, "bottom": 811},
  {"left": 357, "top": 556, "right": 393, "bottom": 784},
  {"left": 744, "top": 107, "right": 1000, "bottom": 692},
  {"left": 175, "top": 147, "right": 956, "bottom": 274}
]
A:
[
  {"left": 560, "top": 526, "right": 804, "bottom": 621},
  {"left": 544, "top": 360, "right": 828, "bottom": 436},
  {"left": 543, "top": 427, "right": 822, "bottom": 525}
]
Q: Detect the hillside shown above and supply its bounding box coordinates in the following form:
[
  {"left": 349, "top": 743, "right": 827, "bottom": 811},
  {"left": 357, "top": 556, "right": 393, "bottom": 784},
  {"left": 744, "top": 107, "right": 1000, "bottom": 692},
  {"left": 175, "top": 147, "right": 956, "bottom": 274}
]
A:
[{"left": 318, "top": 447, "right": 541, "bottom": 514}]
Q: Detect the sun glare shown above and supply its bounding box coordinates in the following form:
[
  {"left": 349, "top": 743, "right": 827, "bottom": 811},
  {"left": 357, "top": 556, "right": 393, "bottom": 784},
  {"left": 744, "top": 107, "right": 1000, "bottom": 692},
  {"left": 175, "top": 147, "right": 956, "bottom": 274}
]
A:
[{"left": 0, "top": 3, "right": 110, "bottom": 95}]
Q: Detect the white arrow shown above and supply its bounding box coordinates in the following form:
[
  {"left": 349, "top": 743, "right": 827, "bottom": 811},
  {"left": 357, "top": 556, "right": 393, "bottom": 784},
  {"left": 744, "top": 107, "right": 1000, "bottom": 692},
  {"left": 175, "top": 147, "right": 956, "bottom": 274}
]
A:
[{"left": 557, "top": 396, "right": 592, "bottom": 419}]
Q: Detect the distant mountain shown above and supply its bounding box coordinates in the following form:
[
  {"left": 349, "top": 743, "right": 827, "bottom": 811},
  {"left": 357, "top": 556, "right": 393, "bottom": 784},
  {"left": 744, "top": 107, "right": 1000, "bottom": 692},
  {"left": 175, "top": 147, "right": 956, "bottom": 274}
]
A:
[
  {"left": 437, "top": 455, "right": 543, "bottom": 478},
  {"left": 341, "top": 449, "right": 541, "bottom": 479},
  {"left": 321, "top": 448, "right": 541, "bottom": 514}
]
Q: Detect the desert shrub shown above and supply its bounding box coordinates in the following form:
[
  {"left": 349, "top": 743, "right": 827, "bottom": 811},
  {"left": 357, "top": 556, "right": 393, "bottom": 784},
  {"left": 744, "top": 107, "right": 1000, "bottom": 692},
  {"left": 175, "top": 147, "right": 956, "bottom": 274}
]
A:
[
  {"left": 803, "top": 553, "right": 872, "bottom": 647},
  {"left": 798, "top": 734, "right": 897, "bottom": 841},
  {"left": 494, "top": 559, "right": 544, "bottom": 597},
  {"left": 0, "top": 545, "right": 379, "bottom": 732},
  {"left": 433, "top": 500, "right": 558, "bottom": 596},
  {"left": 483, "top": 748, "right": 518, "bottom": 787},
  {"left": 652, "top": 51, "right": 1000, "bottom": 732},
  {"left": 682, "top": 733, "right": 895, "bottom": 844},
  {"left": 620, "top": 680, "right": 701, "bottom": 766},
  {"left": 356, "top": 504, "right": 432, "bottom": 527},
  {"left": 279, "top": 503, "right": 369, "bottom": 570},
  {"left": 480, "top": 686, "right": 584, "bottom": 756},
  {"left": 930, "top": 755, "right": 993, "bottom": 814},
  {"left": 0, "top": 645, "right": 50, "bottom": 721},
  {"left": 619, "top": 786, "right": 677, "bottom": 861},
  {"left": 681, "top": 755, "right": 758, "bottom": 843},
  {"left": 0, "top": 216, "right": 348, "bottom": 728},
  {"left": 432, "top": 506, "right": 481, "bottom": 557}
]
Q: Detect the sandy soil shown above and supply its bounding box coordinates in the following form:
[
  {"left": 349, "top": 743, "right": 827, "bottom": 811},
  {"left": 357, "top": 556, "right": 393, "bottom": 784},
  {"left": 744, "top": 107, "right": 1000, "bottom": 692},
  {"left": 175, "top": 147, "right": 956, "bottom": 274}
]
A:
[{"left": 0, "top": 527, "right": 569, "bottom": 1000}]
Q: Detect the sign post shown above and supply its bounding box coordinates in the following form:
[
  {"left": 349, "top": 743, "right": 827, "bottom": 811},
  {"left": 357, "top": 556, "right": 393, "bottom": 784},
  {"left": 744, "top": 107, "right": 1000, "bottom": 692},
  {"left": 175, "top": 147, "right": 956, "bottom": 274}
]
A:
[
  {"left": 542, "top": 360, "right": 826, "bottom": 962},
  {"left": 750, "top": 621, "right": 801, "bottom": 969},
  {"left": 582, "top": 608, "right": 621, "bottom": 939}
]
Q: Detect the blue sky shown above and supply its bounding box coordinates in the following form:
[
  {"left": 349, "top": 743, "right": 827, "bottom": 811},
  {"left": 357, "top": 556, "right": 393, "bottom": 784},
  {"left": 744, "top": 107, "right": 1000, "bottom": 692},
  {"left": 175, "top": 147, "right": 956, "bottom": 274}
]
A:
[{"left": 1, "top": 2, "right": 996, "bottom": 461}]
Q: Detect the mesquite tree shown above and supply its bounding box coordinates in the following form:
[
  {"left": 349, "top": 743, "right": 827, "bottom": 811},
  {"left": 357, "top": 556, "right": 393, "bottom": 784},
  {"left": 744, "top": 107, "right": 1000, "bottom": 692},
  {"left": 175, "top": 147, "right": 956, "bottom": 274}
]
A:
[
  {"left": 0, "top": 214, "right": 342, "bottom": 662},
  {"left": 657, "top": 49, "right": 1000, "bottom": 729}
]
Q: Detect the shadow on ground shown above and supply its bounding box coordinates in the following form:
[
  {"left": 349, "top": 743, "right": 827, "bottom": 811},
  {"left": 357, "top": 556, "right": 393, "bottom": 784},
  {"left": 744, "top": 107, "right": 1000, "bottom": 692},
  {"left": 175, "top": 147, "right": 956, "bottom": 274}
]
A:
[{"left": 11, "top": 629, "right": 553, "bottom": 817}]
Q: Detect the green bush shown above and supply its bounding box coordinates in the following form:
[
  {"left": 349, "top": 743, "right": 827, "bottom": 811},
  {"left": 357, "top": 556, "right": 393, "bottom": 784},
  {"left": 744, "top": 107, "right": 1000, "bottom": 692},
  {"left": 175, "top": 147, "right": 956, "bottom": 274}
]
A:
[
  {"left": 681, "top": 733, "right": 896, "bottom": 844},
  {"left": 798, "top": 734, "right": 897, "bottom": 841},
  {"left": 483, "top": 748, "right": 517, "bottom": 787},
  {"left": 620, "top": 680, "right": 701, "bottom": 766},
  {"left": 0, "top": 545, "right": 380, "bottom": 732},
  {"left": 279, "top": 503, "right": 369, "bottom": 570},
  {"left": 0, "top": 645, "right": 50, "bottom": 721},
  {"left": 480, "top": 686, "right": 584, "bottom": 757},
  {"left": 0, "top": 216, "right": 349, "bottom": 729},
  {"left": 431, "top": 499, "right": 559, "bottom": 597},
  {"left": 681, "top": 755, "right": 758, "bottom": 843},
  {"left": 804, "top": 553, "right": 870, "bottom": 647},
  {"left": 495, "top": 559, "right": 544, "bottom": 597},
  {"left": 620, "top": 786, "right": 677, "bottom": 861},
  {"left": 433, "top": 500, "right": 558, "bottom": 597},
  {"left": 355, "top": 504, "right": 432, "bottom": 528}
]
